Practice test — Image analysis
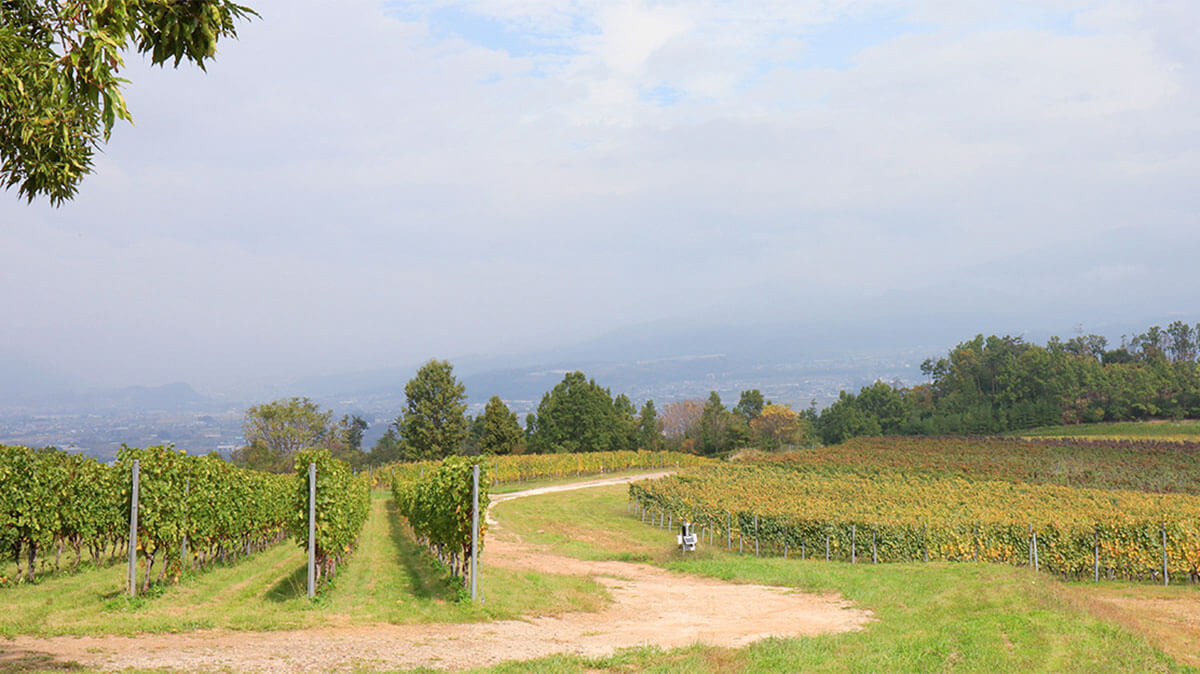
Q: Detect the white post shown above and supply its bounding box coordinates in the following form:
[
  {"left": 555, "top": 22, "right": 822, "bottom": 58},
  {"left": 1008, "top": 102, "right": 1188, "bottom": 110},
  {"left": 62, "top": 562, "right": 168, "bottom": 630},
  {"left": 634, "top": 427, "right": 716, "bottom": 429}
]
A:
[
  {"left": 307, "top": 462, "right": 316, "bottom": 598},
  {"left": 128, "top": 459, "right": 140, "bottom": 597},
  {"left": 471, "top": 464, "right": 480, "bottom": 601}
]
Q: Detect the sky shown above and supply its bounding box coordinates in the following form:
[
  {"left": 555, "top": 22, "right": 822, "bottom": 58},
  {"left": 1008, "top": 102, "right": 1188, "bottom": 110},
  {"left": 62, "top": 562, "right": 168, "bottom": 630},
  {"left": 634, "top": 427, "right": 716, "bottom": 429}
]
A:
[{"left": 1, "top": 0, "right": 1198, "bottom": 393}]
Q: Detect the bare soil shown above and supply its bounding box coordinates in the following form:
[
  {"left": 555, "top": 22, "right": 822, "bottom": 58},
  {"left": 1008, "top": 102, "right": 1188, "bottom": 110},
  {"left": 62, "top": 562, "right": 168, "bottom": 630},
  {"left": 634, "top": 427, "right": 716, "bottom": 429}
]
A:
[
  {"left": 2, "top": 474, "right": 871, "bottom": 672},
  {"left": 1075, "top": 593, "right": 1200, "bottom": 668}
]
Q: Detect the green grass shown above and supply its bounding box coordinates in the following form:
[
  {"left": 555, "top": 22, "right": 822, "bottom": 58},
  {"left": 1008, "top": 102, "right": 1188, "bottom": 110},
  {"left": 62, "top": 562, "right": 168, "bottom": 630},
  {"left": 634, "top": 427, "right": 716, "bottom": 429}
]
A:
[
  {"left": 1013, "top": 420, "right": 1200, "bottom": 440},
  {"left": 0, "top": 490, "right": 606, "bottom": 637},
  {"left": 487, "top": 484, "right": 1197, "bottom": 673}
]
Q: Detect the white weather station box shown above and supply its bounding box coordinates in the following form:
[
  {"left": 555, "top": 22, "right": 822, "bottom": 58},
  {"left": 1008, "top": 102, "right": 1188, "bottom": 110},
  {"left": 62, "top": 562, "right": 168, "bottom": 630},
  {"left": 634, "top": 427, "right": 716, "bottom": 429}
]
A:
[{"left": 677, "top": 522, "right": 698, "bottom": 552}]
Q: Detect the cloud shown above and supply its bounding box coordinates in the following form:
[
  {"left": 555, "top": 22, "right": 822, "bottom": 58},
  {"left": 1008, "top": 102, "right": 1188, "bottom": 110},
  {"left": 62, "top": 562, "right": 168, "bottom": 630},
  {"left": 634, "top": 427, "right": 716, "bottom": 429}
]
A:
[{"left": 1, "top": 0, "right": 1197, "bottom": 388}]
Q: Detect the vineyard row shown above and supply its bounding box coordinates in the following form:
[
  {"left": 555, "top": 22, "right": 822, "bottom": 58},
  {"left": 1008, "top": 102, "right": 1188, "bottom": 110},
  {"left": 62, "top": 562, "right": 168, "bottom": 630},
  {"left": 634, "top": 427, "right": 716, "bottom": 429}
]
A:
[
  {"left": 749, "top": 436, "right": 1200, "bottom": 495},
  {"left": 392, "top": 456, "right": 487, "bottom": 587},
  {"left": 630, "top": 466, "right": 1200, "bottom": 583},
  {"left": 0, "top": 444, "right": 368, "bottom": 591}
]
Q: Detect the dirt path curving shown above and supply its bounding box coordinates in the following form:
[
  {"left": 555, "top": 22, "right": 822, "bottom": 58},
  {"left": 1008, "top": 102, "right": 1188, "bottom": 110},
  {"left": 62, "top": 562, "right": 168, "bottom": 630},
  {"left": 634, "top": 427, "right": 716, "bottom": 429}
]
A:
[{"left": 3, "top": 474, "right": 872, "bottom": 672}]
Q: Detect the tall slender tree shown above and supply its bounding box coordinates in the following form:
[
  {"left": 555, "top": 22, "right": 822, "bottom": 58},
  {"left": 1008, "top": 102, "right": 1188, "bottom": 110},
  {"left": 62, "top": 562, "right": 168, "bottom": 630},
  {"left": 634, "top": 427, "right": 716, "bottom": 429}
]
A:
[
  {"left": 398, "top": 360, "right": 468, "bottom": 460},
  {"left": 480, "top": 396, "right": 523, "bottom": 455},
  {"left": 638, "top": 400, "right": 662, "bottom": 450}
]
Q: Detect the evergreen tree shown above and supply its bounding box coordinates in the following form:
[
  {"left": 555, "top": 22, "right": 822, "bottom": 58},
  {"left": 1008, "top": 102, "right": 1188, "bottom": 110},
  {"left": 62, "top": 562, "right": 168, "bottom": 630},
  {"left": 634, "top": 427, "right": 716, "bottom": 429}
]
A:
[
  {"left": 613, "top": 393, "right": 640, "bottom": 450},
  {"left": 397, "top": 359, "right": 468, "bottom": 460},
  {"left": 733, "top": 389, "right": 765, "bottom": 420},
  {"left": 697, "top": 391, "right": 731, "bottom": 456},
  {"left": 529, "top": 371, "right": 620, "bottom": 453},
  {"left": 480, "top": 396, "right": 523, "bottom": 455},
  {"left": 638, "top": 400, "right": 662, "bottom": 450}
]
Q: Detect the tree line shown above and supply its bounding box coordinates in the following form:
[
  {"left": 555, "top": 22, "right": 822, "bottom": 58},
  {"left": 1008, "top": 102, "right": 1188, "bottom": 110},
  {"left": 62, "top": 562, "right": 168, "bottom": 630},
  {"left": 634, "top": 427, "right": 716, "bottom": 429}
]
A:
[
  {"left": 231, "top": 319, "right": 1200, "bottom": 471},
  {"left": 232, "top": 360, "right": 812, "bottom": 471},
  {"left": 814, "top": 321, "right": 1200, "bottom": 444}
]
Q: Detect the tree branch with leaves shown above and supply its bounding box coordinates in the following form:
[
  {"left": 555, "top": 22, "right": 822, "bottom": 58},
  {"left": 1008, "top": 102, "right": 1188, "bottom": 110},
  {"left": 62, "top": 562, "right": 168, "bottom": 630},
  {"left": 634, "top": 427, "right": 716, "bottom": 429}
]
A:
[{"left": 1, "top": 0, "right": 257, "bottom": 205}]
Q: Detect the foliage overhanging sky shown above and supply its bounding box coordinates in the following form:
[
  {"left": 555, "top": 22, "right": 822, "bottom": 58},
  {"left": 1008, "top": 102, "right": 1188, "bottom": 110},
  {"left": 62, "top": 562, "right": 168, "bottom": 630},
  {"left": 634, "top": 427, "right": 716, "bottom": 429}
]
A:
[{"left": 2, "top": 0, "right": 1197, "bottom": 389}]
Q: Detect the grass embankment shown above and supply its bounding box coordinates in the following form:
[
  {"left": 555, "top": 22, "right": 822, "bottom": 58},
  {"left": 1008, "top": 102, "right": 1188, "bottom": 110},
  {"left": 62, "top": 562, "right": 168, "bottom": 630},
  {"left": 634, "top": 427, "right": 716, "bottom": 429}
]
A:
[
  {"left": 488, "top": 485, "right": 1198, "bottom": 673},
  {"left": 1013, "top": 420, "right": 1200, "bottom": 441},
  {"left": 0, "top": 490, "right": 604, "bottom": 637}
]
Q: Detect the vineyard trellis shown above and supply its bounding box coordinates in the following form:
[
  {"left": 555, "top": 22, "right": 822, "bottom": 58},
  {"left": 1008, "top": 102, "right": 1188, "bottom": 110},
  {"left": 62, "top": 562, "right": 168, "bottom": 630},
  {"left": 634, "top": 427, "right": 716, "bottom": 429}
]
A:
[
  {"left": 1, "top": 444, "right": 372, "bottom": 594},
  {"left": 750, "top": 436, "right": 1200, "bottom": 495},
  {"left": 392, "top": 456, "right": 487, "bottom": 589},
  {"left": 631, "top": 465, "right": 1200, "bottom": 584},
  {"left": 287, "top": 449, "right": 370, "bottom": 591},
  {"left": 1, "top": 445, "right": 124, "bottom": 583},
  {"left": 2, "top": 444, "right": 295, "bottom": 589}
]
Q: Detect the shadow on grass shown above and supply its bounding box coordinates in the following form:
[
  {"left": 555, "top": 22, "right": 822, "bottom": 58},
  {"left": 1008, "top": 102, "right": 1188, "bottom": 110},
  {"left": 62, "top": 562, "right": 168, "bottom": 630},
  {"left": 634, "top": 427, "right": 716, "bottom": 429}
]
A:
[
  {"left": 0, "top": 647, "right": 83, "bottom": 672},
  {"left": 265, "top": 564, "right": 308, "bottom": 603},
  {"left": 385, "top": 501, "right": 456, "bottom": 602}
]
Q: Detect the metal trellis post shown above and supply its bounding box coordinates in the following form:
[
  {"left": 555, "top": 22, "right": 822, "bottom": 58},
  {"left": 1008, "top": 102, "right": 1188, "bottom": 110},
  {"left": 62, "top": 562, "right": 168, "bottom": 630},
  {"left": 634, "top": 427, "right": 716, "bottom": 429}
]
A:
[
  {"left": 128, "top": 459, "right": 139, "bottom": 597},
  {"left": 471, "top": 463, "right": 480, "bottom": 601},
  {"left": 307, "top": 462, "right": 316, "bottom": 598}
]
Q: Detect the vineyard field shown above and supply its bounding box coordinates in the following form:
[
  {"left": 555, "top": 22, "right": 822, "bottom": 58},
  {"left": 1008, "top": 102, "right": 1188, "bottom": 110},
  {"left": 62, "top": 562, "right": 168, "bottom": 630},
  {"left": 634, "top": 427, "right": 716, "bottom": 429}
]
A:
[
  {"left": 744, "top": 436, "right": 1200, "bottom": 494},
  {"left": 633, "top": 463, "right": 1200, "bottom": 582}
]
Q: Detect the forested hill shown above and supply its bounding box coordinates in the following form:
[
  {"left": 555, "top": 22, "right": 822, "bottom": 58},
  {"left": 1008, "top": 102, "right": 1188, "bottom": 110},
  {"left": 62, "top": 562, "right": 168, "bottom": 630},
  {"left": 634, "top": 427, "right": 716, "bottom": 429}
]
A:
[{"left": 816, "top": 321, "right": 1200, "bottom": 444}]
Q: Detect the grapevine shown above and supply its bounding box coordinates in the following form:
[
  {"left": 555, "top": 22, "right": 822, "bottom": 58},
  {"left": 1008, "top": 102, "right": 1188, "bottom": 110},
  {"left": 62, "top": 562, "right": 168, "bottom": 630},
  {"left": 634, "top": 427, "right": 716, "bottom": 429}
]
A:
[
  {"left": 288, "top": 449, "right": 370, "bottom": 588},
  {"left": 392, "top": 456, "right": 488, "bottom": 587},
  {"left": 632, "top": 464, "right": 1200, "bottom": 582}
]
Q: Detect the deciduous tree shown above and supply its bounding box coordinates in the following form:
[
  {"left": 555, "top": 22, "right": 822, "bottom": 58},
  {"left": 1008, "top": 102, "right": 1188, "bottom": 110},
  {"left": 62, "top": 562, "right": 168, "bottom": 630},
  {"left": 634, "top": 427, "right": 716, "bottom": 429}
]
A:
[
  {"left": 234, "top": 397, "right": 334, "bottom": 473},
  {"left": 1, "top": 0, "right": 257, "bottom": 205},
  {"left": 659, "top": 399, "right": 703, "bottom": 439},
  {"left": 750, "top": 403, "right": 808, "bottom": 450}
]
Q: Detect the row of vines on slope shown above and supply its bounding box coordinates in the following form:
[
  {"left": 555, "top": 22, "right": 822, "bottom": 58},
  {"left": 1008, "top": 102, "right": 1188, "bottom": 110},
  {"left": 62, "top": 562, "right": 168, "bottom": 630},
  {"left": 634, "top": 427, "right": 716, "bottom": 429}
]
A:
[
  {"left": 382, "top": 449, "right": 708, "bottom": 487},
  {"left": 289, "top": 449, "right": 370, "bottom": 588},
  {"left": 392, "top": 456, "right": 488, "bottom": 586},
  {"left": 1, "top": 445, "right": 123, "bottom": 583},
  {"left": 117, "top": 445, "right": 292, "bottom": 592},
  {"left": 631, "top": 466, "right": 1200, "bottom": 582},
  {"left": 744, "top": 436, "right": 1200, "bottom": 494},
  {"left": 0, "top": 444, "right": 292, "bottom": 589}
]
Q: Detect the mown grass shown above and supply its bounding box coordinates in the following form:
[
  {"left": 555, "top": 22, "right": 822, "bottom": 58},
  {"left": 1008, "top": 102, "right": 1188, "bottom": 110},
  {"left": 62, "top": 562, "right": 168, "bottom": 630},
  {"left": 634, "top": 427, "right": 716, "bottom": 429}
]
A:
[
  {"left": 0, "top": 490, "right": 605, "bottom": 637},
  {"left": 486, "top": 484, "right": 1197, "bottom": 673},
  {"left": 1013, "top": 420, "right": 1200, "bottom": 441}
]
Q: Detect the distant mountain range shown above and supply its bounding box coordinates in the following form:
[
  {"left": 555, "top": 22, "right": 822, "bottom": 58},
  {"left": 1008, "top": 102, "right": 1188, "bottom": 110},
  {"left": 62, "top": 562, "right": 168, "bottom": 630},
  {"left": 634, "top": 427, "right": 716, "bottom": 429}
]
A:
[{"left": 0, "top": 379, "right": 218, "bottom": 414}]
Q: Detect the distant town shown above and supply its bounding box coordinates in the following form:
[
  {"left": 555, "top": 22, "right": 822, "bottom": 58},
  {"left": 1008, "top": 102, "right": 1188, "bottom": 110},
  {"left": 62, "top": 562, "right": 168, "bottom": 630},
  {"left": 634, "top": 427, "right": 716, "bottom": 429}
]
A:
[{"left": 0, "top": 351, "right": 923, "bottom": 460}]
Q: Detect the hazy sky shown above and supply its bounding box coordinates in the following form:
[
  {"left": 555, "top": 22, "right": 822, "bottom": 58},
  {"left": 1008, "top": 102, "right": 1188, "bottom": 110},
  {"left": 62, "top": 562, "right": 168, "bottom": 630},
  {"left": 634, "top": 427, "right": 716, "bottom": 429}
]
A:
[{"left": 2, "top": 0, "right": 1198, "bottom": 391}]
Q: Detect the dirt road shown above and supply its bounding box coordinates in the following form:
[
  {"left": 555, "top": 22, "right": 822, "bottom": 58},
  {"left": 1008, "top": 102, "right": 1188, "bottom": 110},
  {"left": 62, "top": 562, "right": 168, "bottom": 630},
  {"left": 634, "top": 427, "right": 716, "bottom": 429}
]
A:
[{"left": 3, "top": 474, "right": 871, "bottom": 672}]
